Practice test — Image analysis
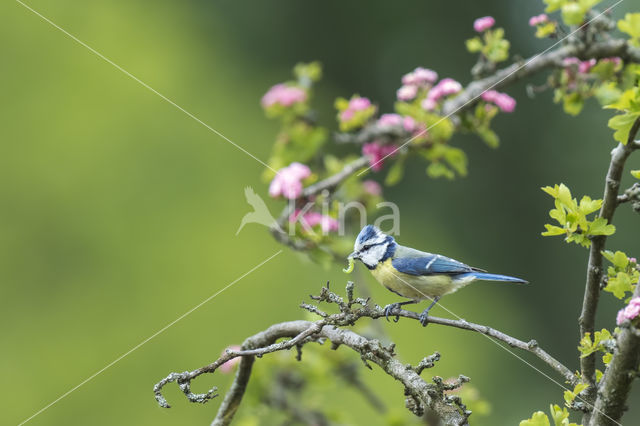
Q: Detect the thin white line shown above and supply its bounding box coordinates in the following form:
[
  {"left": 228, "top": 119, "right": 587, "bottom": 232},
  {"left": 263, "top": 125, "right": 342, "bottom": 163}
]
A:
[
  {"left": 15, "top": 0, "right": 277, "bottom": 174},
  {"left": 388, "top": 270, "right": 622, "bottom": 426},
  {"left": 359, "top": 0, "right": 624, "bottom": 175},
  {"left": 17, "top": 250, "right": 283, "bottom": 426}
]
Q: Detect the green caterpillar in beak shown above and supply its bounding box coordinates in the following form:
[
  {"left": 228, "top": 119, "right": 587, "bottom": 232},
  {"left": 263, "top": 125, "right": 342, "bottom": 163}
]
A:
[{"left": 343, "top": 257, "right": 355, "bottom": 273}]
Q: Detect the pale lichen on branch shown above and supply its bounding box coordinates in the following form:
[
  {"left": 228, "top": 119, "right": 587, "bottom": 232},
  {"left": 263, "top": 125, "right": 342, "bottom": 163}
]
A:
[{"left": 154, "top": 282, "right": 578, "bottom": 425}]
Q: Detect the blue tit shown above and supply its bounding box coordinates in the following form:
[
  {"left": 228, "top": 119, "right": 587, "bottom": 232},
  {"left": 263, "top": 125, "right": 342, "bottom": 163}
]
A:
[{"left": 348, "top": 225, "right": 528, "bottom": 326}]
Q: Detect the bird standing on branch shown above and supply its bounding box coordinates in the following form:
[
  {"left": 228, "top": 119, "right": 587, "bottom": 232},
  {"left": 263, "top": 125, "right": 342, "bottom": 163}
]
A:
[{"left": 347, "top": 225, "right": 528, "bottom": 326}]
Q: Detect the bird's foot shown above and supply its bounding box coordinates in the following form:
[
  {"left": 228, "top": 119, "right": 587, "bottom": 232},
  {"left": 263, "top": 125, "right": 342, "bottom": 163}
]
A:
[
  {"left": 419, "top": 311, "right": 430, "bottom": 327},
  {"left": 383, "top": 303, "right": 402, "bottom": 323}
]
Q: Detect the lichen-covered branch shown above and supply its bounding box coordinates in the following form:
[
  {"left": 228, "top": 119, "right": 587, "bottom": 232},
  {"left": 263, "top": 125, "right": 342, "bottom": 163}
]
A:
[
  {"left": 579, "top": 117, "right": 640, "bottom": 422},
  {"left": 588, "top": 282, "right": 640, "bottom": 426},
  {"left": 154, "top": 282, "right": 576, "bottom": 426}
]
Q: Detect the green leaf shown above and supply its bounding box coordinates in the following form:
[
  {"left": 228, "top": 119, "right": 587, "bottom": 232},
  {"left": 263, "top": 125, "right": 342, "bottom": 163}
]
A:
[
  {"left": 608, "top": 112, "right": 640, "bottom": 144},
  {"left": 544, "top": 0, "right": 566, "bottom": 13},
  {"left": 578, "top": 196, "right": 601, "bottom": 215},
  {"left": 562, "top": 3, "right": 585, "bottom": 26},
  {"left": 563, "top": 92, "right": 584, "bottom": 116},
  {"left": 542, "top": 224, "right": 566, "bottom": 236},
  {"left": 536, "top": 22, "right": 557, "bottom": 38},
  {"left": 293, "top": 61, "right": 322, "bottom": 84},
  {"left": 631, "top": 170, "right": 640, "bottom": 179},
  {"left": 604, "top": 271, "right": 634, "bottom": 299},
  {"left": 549, "top": 404, "right": 580, "bottom": 426},
  {"left": 483, "top": 28, "right": 510, "bottom": 63},
  {"left": 477, "top": 127, "right": 500, "bottom": 148},
  {"left": 594, "top": 82, "right": 623, "bottom": 107},
  {"left": 466, "top": 37, "right": 483, "bottom": 53},
  {"left": 612, "top": 251, "right": 629, "bottom": 269},
  {"left": 618, "top": 13, "right": 640, "bottom": 47},
  {"left": 603, "top": 352, "right": 613, "bottom": 365},
  {"left": 385, "top": 156, "right": 405, "bottom": 186},
  {"left": 588, "top": 217, "right": 615, "bottom": 236},
  {"left": 520, "top": 411, "right": 551, "bottom": 426},
  {"left": 444, "top": 147, "right": 468, "bottom": 176},
  {"left": 426, "top": 162, "right": 454, "bottom": 180}
]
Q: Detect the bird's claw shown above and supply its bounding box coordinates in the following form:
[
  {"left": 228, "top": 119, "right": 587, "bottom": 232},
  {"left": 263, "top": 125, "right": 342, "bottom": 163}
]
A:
[
  {"left": 383, "top": 303, "right": 401, "bottom": 323},
  {"left": 419, "top": 312, "right": 430, "bottom": 327}
]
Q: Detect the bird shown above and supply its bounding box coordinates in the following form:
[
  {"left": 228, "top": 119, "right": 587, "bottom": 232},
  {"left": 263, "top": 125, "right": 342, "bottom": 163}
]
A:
[
  {"left": 347, "top": 225, "right": 527, "bottom": 326},
  {"left": 236, "top": 187, "right": 282, "bottom": 235}
]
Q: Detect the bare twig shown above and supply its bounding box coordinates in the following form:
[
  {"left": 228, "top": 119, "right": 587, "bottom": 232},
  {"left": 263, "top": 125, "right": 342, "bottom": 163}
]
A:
[
  {"left": 579, "top": 117, "right": 640, "bottom": 423},
  {"left": 302, "top": 156, "right": 369, "bottom": 197},
  {"left": 589, "top": 282, "right": 640, "bottom": 426}
]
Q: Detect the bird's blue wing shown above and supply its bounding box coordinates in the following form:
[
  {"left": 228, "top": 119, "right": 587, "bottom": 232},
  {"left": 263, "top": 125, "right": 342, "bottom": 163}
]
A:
[{"left": 392, "top": 254, "right": 473, "bottom": 276}]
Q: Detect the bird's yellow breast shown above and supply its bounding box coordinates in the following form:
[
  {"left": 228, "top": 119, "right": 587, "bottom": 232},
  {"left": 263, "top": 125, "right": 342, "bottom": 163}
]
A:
[{"left": 370, "top": 258, "right": 466, "bottom": 300}]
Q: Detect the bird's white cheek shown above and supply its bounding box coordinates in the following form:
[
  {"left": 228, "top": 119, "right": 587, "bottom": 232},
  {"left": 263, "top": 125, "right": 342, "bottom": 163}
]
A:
[{"left": 361, "top": 244, "right": 387, "bottom": 267}]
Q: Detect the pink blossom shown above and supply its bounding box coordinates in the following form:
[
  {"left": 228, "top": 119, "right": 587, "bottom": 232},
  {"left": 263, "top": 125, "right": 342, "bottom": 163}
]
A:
[
  {"left": 481, "top": 90, "right": 499, "bottom": 103},
  {"left": 362, "top": 180, "right": 382, "bottom": 196},
  {"left": 494, "top": 93, "right": 516, "bottom": 113},
  {"left": 602, "top": 57, "right": 622, "bottom": 67},
  {"left": 261, "top": 84, "right": 307, "bottom": 108},
  {"left": 438, "top": 78, "right": 463, "bottom": 95},
  {"left": 563, "top": 57, "right": 581, "bottom": 67},
  {"left": 616, "top": 297, "right": 640, "bottom": 325},
  {"left": 403, "top": 116, "right": 417, "bottom": 133},
  {"left": 269, "top": 162, "right": 311, "bottom": 199},
  {"left": 349, "top": 96, "right": 372, "bottom": 111},
  {"left": 289, "top": 210, "right": 339, "bottom": 233},
  {"left": 397, "top": 85, "right": 418, "bottom": 101},
  {"left": 421, "top": 97, "right": 437, "bottom": 111},
  {"left": 220, "top": 345, "right": 242, "bottom": 374},
  {"left": 362, "top": 142, "right": 398, "bottom": 171},
  {"left": 402, "top": 67, "right": 438, "bottom": 86},
  {"left": 529, "top": 14, "right": 548, "bottom": 26},
  {"left": 629, "top": 257, "right": 637, "bottom": 263},
  {"left": 426, "top": 78, "right": 463, "bottom": 105},
  {"left": 377, "top": 113, "right": 404, "bottom": 128},
  {"left": 474, "top": 16, "right": 495, "bottom": 32},
  {"left": 339, "top": 96, "right": 374, "bottom": 123},
  {"left": 481, "top": 90, "right": 516, "bottom": 113},
  {"left": 563, "top": 57, "right": 596, "bottom": 74},
  {"left": 579, "top": 59, "right": 597, "bottom": 74},
  {"left": 340, "top": 109, "right": 355, "bottom": 121}
]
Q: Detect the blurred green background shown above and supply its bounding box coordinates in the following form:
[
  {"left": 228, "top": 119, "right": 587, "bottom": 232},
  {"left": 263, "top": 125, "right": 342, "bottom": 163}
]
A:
[{"left": 2, "top": 0, "right": 639, "bottom": 424}]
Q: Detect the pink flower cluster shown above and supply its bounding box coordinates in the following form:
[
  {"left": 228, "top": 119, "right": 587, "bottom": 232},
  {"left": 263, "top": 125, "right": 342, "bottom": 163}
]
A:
[
  {"left": 362, "top": 142, "right": 398, "bottom": 171},
  {"left": 261, "top": 84, "right": 307, "bottom": 108},
  {"left": 269, "top": 162, "right": 311, "bottom": 199},
  {"left": 402, "top": 67, "right": 439, "bottom": 86},
  {"left": 219, "top": 345, "right": 242, "bottom": 374},
  {"left": 340, "top": 96, "right": 373, "bottom": 122},
  {"left": 529, "top": 14, "right": 548, "bottom": 26},
  {"left": 616, "top": 297, "right": 640, "bottom": 325},
  {"left": 601, "top": 57, "right": 623, "bottom": 67},
  {"left": 474, "top": 16, "right": 495, "bottom": 33},
  {"left": 397, "top": 67, "right": 438, "bottom": 101},
  {"left": 481, "top": 90, "right": 517, "bottom": 113},
  {"left": 421, "top": 78, "right": 463, "bottom": 111},
  {"left": 377, "top": 113, "right": 417, "bottom": 132},
  {"left": 563, "top": 57, "right": 597, "bottom": 74},
  {"left": 289, "top": 210, "right": 339, "bottom": 233},
  {"left": 362, "top": 179, "right": 382, "bottom": 196}
]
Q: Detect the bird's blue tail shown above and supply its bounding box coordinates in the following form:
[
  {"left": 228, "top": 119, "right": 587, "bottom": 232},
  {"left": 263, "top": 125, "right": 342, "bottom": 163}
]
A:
[{"left": 459, "top": 272, "right": 528, "bottom": 284}]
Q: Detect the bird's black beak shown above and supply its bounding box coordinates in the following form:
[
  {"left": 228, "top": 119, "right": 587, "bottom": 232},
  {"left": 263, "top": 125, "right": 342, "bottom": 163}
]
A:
[{"left": 348, "top": 252, "right": 359, "bottom": 260}]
